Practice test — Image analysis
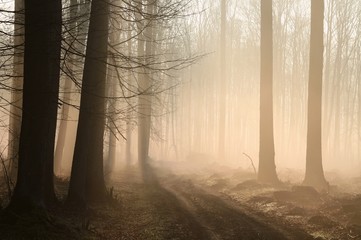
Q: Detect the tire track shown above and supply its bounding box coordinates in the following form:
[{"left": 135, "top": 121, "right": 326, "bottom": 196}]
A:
[{"left": 162, "top": 179, "right": 314, "bottom": 240}]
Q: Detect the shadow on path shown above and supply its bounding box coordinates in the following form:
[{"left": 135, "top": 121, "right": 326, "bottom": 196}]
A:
[
  {"left": 166, "top": 183, "right": 314, "bottom": 240},
  {"left": 118, "top": 166, "right": 313, "bottom": 240}
]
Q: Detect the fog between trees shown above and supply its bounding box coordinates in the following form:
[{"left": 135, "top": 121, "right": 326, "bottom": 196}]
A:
[
  {"left": 146, "top": 0, "right": 360, "bottom": 177},
  {"left": 144, "top": 0, "right": 360, "bottom": 178},
  {"left": 0, "top": 0, "right": 360, "bottom": 209}
]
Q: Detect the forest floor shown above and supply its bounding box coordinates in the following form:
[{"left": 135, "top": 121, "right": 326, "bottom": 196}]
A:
[{"left": 1, "top": 161, "right": 361, "bottom": 240}]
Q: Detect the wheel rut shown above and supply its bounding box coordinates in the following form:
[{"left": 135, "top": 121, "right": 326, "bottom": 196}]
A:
[{"left": 161, "top": 179, "right": 314, "bottom": 240}]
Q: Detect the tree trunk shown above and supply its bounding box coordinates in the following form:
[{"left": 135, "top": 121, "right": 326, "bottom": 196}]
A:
[
  {"left": 171, "top": 87, "right": 179, "bottom": 160},
  {"left": 218, "top": 0, "right": 226, "bottom": 160},
  {"left": 68, "top": 0, "right": 109, "bottom": 205},
  {"left": 54, "top": 0, "right": 78, "bottom": 176},
  {"left": 54, "top": 81, "right": 72, "bottom": 176},
  {"left": 107, "top": 113, "right": 117, "bottom": 173},
  {"left": 104, "top": 7, "right": 121, "bottom": 176},
  {"left": 9, "top": 0, "right": 62, "bottom": 210},
  {"left": 125, "top": 20, "right": 133, "bottom": 165},
  {"left": 303, "top": 0, "right": 328, "bottom": 190},
  {"left": 258, "top": 0, "right": 279, "bottom": 184},
  {"left": 136, "top": 0, "right": 145, "bottom": 165},
  {"left": 137, "top": 0, "right": 154, "bottom": 171},
  {"left": 105, "top": 58, "right": 117, "bottom": 176},
  {"left": 323, "top": 0, "right": 334, "bottom": 159}
]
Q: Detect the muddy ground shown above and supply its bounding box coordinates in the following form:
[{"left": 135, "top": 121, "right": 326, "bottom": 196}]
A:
[{"left": 1, "top": 162, "right": 361, "bottom": 239}]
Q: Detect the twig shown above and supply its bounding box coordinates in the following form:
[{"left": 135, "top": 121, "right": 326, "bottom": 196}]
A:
[
  {"left": 348, "top": 234, "right": 360, "bottom": 239},
  {"left": 243, "top": 152, "right": 257, "bottom": 176}
]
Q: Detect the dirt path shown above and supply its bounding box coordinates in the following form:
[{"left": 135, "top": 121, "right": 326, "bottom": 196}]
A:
[
  {"left": 0, "top": 166, "right": 353, "bottom": 239},
  {"left": 162, "top": 177, "right": 314, "bottom": 240},
  {"left": 95, "top": 167, "right": 314, "bottom": 240}
]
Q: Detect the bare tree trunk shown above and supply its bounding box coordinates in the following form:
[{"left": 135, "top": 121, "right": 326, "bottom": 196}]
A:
[
  {"left": 125, "top": 20, "right": 133, "bottom": 165},
  {"left": 137, "top": 0, "right": 154, "bottom": 173},
  {"left": 171, "top": 87, "right": 179, "bottom": 160},
  {"left": 303, "top": 0, "right": 328, "bottom": 190},
  {"left": 258, "top": 0, "right": 279, "bottom": 184},
  {"left": 54, "top": 0, "right": 78, "bottom": 176},
  {"left": 105, "top": 58, "right": 117, "bottom": 176},
  {"left": 358, "top": 48, "right": 361, "bottom": 164},
  {"left": 218, "top": 0, "right": 227, "bottom": 160},
  {"left": 105, "top": 6, "right": 122, "bottom": 175},
  {"left": 9, "top": 0, "right": 62, "bottom": 210},
  {"left": 136, "top": 0, "right": 145, "bottom": 165},
  {"left": 54, "top": 81, "right": 72, "bottom": 176},
  {"left": 323, "top": 0, "right": 334, "bottom": 159},
  {"left": 68, "top": 0, "right": 109, "bottom": 205}
]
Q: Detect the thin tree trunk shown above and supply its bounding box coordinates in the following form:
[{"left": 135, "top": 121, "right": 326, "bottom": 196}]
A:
[
  {"left": 323, "top": 0, "right": 334, "bottom": 158},
  {"left": 105, "top": 57, "right": 117, "bottom": 175},
  {"left": 218, "top": 0, "right": 226, "bottom": 160},
  {"left": 54, "top": 0, "right": 78, "bottom": 176},
  {"left": 138, "top": 0, "right": 154, "bottom": 172},
  {"left": 125, "top": 21, "right": 133, "bottom": 165},
  {"left": 303, "top": 0, "right": 328, "bottom": 190},
  {"left": 171, "top": 87, "right": 179, "bottom": 160},
  {"left": 105, "top": 7, "right": 121, "bottom": 175},
  {"left": 136, "top": 0, "right": 145, "bottom": 165},
  {"left": 258, "top": 0, "right": 279, "bottom": 184},
  {"left": 54, "top": 81, "right": 72, "bottom": 176}
]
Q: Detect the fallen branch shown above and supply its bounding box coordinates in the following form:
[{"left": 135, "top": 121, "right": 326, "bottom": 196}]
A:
[
  {"left": 348, "top": 233, "right": 360, "bottom": 239},
  {"left": 243, "top": 152, "right": 257, "bottom": 176}
]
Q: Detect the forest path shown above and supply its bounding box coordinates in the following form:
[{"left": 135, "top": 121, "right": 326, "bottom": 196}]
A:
[
  {"left": 95, "top": 166, "right": 314, "bottom": 240},
  {"left": 162, "top": 177, "right": 314, "bottom": 240}
]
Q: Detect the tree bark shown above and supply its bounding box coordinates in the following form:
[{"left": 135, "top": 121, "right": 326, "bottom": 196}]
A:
[
  {"left": 9, "top": 0, "right": 62, "bottom": 210},
  {"left": 68, "top": 0, "right": 109, "bottom": 205},
  {"left": 258, "top": 0, "right": 279, "bottom": 184},
  {"left": 125, "top": 20, "right": 133, "bottom": 165},
  {"left": 303, "top": 0, "right": 328, "bottom": 190},
  {"left": 54, "top": 0, "right": 78, "bottom": 176},
  {"left": 105, "top": 58, "right": 117, "bottom": 176},
  {"left": 137, "top": 0, "right": 152, "bottom": 166},
  {"left": 218, "top": 0, "right": 227, "bottom": 160}
]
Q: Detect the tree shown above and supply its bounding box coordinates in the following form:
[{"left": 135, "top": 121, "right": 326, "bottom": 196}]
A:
[
  {"left": 303, "top": 0, "right": 328, "bottom": 190},
  {"left": 67, "top": 0, "right": 109, "bottom": 205},
  {"left": 105, "top": 72, "right": 117, "bottom": 176},
  {"left": 137, "top": 0, "right": 155, "bottom": 174},
  {"left": 8, "top": 0, "right": 62, "bottom": 210},
  {"left": 54, "top": 0, "right": 78, "bottom": 176},
  {"left": 258, "top": 0, "right": 279, "bottom": 184},
  {"left": 218, "top": 0, "right": 226, "bottom": 160},
  {"left": 125, "top": 20, "right": 133, "bottom": 165},
  {"left": 104, "top": 10, "right": 121, "bottom": 176}
]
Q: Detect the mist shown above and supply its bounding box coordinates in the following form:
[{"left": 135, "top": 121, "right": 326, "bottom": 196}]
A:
[
  {"left": 0, "top": 0, "right": 361, "bottom": 239},
  {"left": 105, "top": 0, "right": 360, "bottom": 179}
]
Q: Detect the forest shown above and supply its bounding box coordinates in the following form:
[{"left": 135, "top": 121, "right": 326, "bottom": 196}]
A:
[{"left": 0, "top": 0, "right": 360, "bottom": 239}]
